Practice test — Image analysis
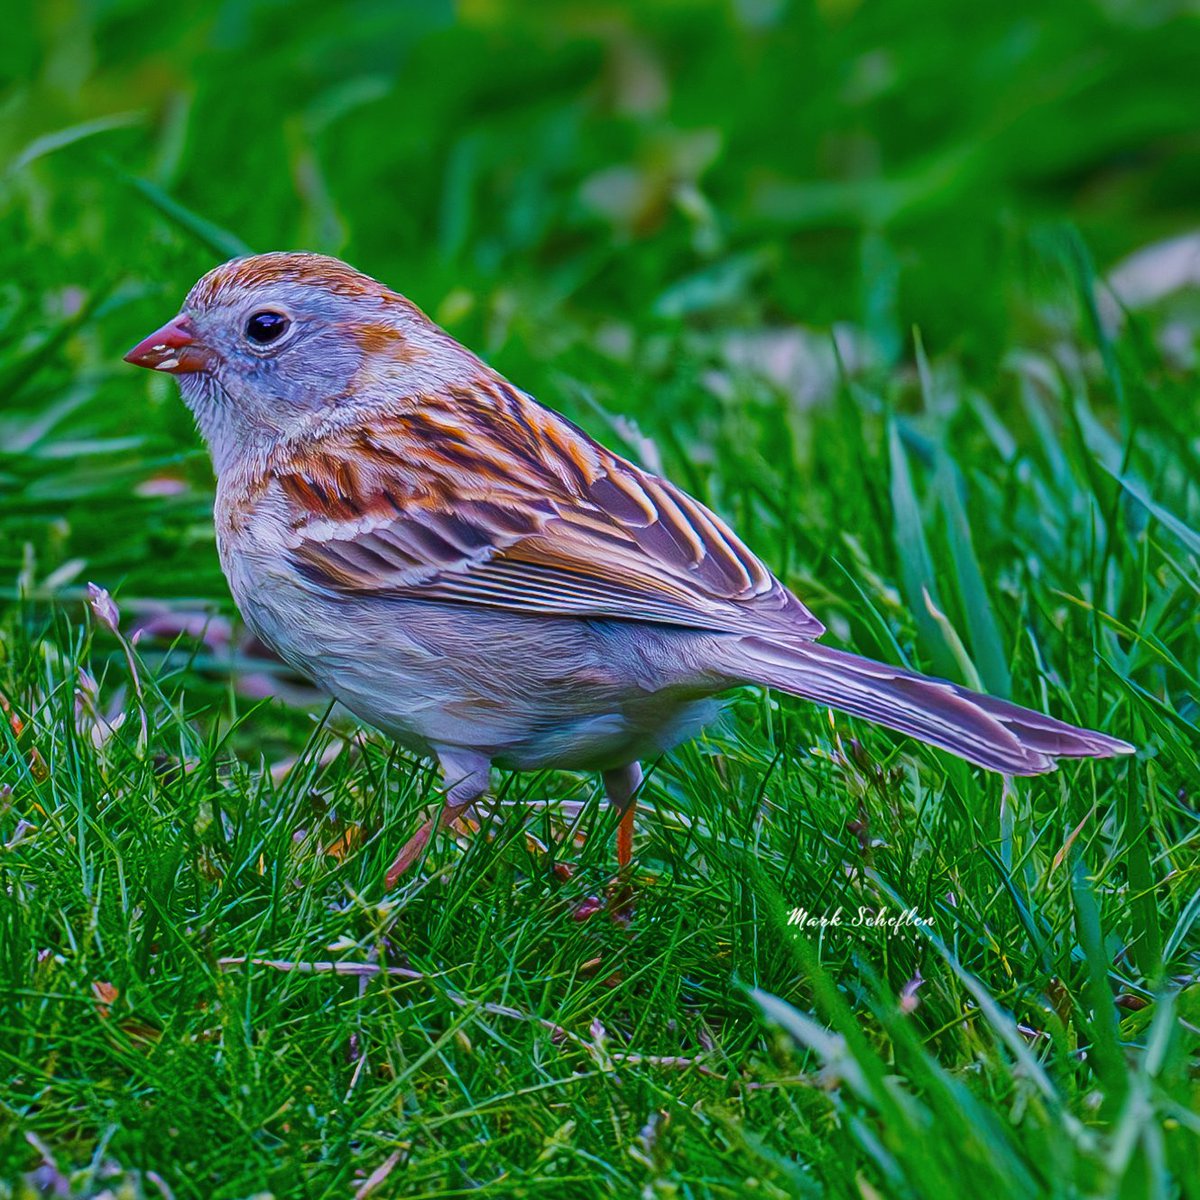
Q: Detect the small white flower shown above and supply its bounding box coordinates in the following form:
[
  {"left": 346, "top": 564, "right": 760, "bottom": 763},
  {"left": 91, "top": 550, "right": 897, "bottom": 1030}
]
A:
[{"left": 86, "top": 582, "right": 120, "bottom": 634}]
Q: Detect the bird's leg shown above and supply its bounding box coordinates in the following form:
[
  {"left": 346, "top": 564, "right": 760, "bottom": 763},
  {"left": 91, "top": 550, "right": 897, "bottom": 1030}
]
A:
[
  {"left": 385, "top": 750, "right": 491, "bottom": 887},
  {"left": 604, "top": 761, "right": 643, "bottom": 869},
  {"left": 603, "top": 762, "right": 643, "bottom": 919}
]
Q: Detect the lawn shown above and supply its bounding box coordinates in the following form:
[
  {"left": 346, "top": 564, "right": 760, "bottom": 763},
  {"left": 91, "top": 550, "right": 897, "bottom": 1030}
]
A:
[{"left": 1, "top": 2, "right": 1198, "bottom": 1197}]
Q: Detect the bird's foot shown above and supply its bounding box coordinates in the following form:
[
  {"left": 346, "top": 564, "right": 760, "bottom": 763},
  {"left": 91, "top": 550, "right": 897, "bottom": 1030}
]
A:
[
  {"left": 385, "top": 817, "right": 435, "bottom": 887},
  {"left": 606, "top": 803, "right": 638, "bottom": 923},
  {"left": 384, "top": 801, "right": 481, "bottom": 887}
]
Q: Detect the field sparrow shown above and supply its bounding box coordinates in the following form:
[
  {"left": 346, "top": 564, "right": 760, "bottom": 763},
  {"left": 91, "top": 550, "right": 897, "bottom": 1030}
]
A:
[{"left": 125, "top": 253, "right": 1132, "bottom": 884}]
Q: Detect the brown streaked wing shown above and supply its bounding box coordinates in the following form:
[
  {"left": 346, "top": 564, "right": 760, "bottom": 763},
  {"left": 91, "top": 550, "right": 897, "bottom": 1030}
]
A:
[{"left": 280, "top": 387, "right": 825, "bottom": 639}]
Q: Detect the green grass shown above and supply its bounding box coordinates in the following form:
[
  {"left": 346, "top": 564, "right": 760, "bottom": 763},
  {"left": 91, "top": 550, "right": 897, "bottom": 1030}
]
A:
[{"left": 2, "top": 2, "right": 1199, "bottom": 1197}]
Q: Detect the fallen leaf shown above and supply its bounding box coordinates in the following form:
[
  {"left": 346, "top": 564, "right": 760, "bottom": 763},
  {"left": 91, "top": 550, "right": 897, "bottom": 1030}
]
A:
[
  {"left": 324, "top": 823, "right": 364, "bottom": 862},
  {"left": 92, "top": 980, "right": 118, "bottom": 1018},
  {"left": 572, "top": 896, "right": 604, "bottom": 922},
  {"left": 355, "top": 1150, "right": 403, "bottom": 1199},
  {"left": 1115, "top": 994, "right": 1150, "bottom": 1011},
  {"left": 1052, "top": 806, "right": 1096, "bottom": 874},
  {"left": 28, "top": 748, "right": 48, "bottom": 782},
  {"left": 0, "top": 692, "right": 23, "bottom": 737}
]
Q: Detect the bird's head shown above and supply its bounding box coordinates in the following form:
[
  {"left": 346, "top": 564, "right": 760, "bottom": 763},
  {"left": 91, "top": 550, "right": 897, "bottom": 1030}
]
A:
[{"left": 124, "top": 252, "right": 477, "bottom": 472}]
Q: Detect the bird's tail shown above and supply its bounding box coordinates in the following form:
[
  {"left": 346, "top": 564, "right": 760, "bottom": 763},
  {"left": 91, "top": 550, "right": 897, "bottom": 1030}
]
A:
[{"left": 721, "top": 637, "right": 1132, "bottom": 775}]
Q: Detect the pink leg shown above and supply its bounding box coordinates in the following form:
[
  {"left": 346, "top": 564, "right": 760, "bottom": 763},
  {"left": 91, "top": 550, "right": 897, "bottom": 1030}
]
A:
[
  {"left": 604, "top": 762, "right": 643, "bottom": 864},
  {"left": 616, "top": 805, "right": 636, "bottom": 870},
  {"left": 386, "top": 750, "right": 490, "bottom": 887},
  {"left": 603, "top": 762, "right": 643, "bottom": 919}
]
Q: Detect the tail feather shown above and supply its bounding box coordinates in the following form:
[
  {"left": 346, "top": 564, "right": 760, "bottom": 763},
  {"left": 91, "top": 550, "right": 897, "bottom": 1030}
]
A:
[{"left": 727, "top": 638, "right": 1132, "bottom": 776}]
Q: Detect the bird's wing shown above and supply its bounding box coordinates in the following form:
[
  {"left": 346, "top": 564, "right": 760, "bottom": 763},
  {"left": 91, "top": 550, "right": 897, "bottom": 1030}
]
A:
[{"left": 267, "top": 377, "right": 824, "bottom": 639}]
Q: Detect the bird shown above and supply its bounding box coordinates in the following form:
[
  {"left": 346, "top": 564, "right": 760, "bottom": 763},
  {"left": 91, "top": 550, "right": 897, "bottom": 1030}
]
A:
[{"left": 124, "top": 252, "right": 1132, "bottom": 885}]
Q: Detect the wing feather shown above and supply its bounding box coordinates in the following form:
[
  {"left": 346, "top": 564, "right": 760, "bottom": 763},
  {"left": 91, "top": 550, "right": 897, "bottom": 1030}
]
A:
[{"left": 273, "top": 379, "right": 824, "bottom": 639}]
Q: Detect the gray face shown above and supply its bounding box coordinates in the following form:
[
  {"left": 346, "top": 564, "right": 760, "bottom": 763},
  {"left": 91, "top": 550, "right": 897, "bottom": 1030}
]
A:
[
  {"left": 179, "top": 280, "right": 368, "bottom": 421},
  {"left": 126, "top": 252, "right": 483, "bottom": 476}
]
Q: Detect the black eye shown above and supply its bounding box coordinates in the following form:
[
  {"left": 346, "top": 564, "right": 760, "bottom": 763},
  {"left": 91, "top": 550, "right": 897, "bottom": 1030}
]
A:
[{"left": 245, "top": 311, "right": 289, "bottom": 345}]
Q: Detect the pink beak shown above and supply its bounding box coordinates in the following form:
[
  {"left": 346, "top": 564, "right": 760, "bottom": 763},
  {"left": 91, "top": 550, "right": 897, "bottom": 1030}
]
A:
[{"left": 123, "top": 315, "right": 209, "bottom": 373}]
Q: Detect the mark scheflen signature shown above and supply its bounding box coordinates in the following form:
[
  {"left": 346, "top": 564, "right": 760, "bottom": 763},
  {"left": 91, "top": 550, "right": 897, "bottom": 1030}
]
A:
[{"left": 787, "top": 905, "right": 934, "bottom": 937}]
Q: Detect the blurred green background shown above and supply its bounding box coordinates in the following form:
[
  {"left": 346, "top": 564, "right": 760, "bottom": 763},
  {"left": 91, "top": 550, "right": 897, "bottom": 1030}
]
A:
[{"left": 3, "top": 0, "right": 1199, "bottom": 606}]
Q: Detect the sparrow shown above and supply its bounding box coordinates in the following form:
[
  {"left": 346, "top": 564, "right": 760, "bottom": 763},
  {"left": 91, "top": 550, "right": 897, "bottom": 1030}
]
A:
[{"left": 124, "top": 252, "right": 1132, "bottom": 885}]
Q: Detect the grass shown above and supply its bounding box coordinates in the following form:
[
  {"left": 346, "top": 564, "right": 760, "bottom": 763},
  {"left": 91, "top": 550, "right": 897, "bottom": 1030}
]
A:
[{"left": 2, "top": 2, "right": 1199, "bottom": 1197}]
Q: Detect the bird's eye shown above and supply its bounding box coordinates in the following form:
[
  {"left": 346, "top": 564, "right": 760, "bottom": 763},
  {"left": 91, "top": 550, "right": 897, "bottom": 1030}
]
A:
[{"left": 245, "top": 311, "right": 290, "bottom": 345}]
